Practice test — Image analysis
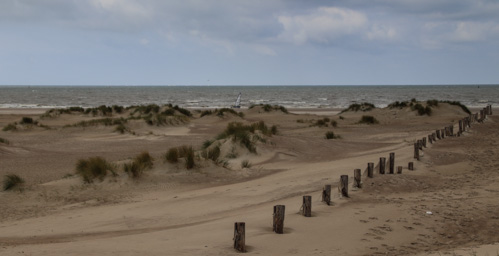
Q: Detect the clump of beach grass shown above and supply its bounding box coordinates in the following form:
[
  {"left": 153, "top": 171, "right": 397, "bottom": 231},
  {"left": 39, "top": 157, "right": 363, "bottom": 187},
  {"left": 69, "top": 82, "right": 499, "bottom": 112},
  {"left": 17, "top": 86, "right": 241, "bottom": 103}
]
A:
[
  {"left": 340, "top": 103, "right": 375, "bottom": 113},
  {"left": 164, "top": 148, "right": 179, "bottom": 163},
  {"left": 358, "top": 115, "right": 379, "bottom": 124},
  {"left": 3, "top": 174, "right": 25, "bottom": 191},
  {"left": 0, "top": 137, "right": 9, "bottom": 145},
  {"left": 124, "top": 151, "right": 154, "bottom": 178},
  {"left": 331, "top": 120, "right": 338, "bottom": 127},
  {"left": 216, "top": 121, "right": 275, "bottom": 153},
  {"left": 20, "top": 117, "right": 36, "bottom": 125},
  {"left": 241, "top": 160, "right": 252, "bottom": 168},
  {"left": 412, "top": 103, "right": 432, "bottom": 116},
  {"left": 325, "top": 131, "right": 340, "bottom": 139},
  {"left": 164, "top": 146, "right": 195, "bottom": 169},
  {"left": 249, "top": 104, "right": 288, "bottom": 114},
  {"left": 201, "top": 144, "right": 221, "bottom": 162},
  {"left": 2, "top": 123, "right": 17, "bottom": 132},
  {"left": 75, "top": 157, "right": 115, "bottom": 183}
]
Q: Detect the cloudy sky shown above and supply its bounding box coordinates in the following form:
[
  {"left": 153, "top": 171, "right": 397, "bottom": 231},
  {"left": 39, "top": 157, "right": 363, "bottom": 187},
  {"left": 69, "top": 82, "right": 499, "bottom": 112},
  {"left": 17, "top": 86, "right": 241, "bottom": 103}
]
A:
[{"left": 1, "top": 0, "right": 498, "bottom": 85}]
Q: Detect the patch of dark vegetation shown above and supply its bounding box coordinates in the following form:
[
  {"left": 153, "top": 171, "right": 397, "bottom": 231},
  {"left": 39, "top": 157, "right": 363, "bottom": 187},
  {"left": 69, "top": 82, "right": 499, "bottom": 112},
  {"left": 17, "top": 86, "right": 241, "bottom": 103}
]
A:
[
  {"left": 325, "top": 131, "right": 340, "bottom": 139},
  {"left": 249, "top": 104, "right": 288, "bottom": 114},
  {"left": 124, "top": 151, "right": 154, "bottom": 178},
  {"left": 164, "top": 145, "right": 195, "bottom": 169},
  {"left": 66, "top": 117, "right": 127, "bottom": 128},
  {"left": 0, "top": 137, "right": 9, "bottom": 145},
  {"left": 201, "top": 144, "right": 221, "bottom": 162},
  {"left": 340, "top": 102, "right": 375, "bottom": 113},
  {"left": 388, "top": 101, "right": 410, "bottom": 109},
  {"left": 200, "top": 108, "right": 245, "bottom": 118},
  {"left": 389, "top": 99, "right": 470, "bottom": 115},
  {"left": 216, "top": 121, "right": 276, "bottom": 153},
  {"left": 426, "top": 99, "right": 439, "bottom": 107},
  {"left": 311, "top": 117, "right": 331, "bottom": 127},
  {"left": 3, "top": 174, "right": 25, "bottom": 191},
  {"left": 173, "top": 105, "right": 192, "bottom": 117},
  {"left": 2, "top": 123, "right": 17, "bottom": 132},
  {"left": 331, "top": 120, "right": 338, "bottom": 127},
  {"left": 358, "top": 115, "right": 379, "bottom": 124},
  {"left": 241, "top": 160, "right": 252, "bottom": 168},
  {"left": 412, "top": 103, "right": 432, "bottom": 116},
  {"left": 75, "top": 157, "right": 116, "bottom": 184},
  {"left": 441, "top": 100, "right": 471, "bottom": 114},
  {"left": 20, "top": 117, "right": 36, "bottom": 125}
]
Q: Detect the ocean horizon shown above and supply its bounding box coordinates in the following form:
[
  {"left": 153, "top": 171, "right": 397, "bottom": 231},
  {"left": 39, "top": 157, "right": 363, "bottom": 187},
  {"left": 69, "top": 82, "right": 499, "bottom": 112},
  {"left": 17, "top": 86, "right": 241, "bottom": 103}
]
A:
[{"left": 1, "top": 85, "right": 498, "bottom": 109}]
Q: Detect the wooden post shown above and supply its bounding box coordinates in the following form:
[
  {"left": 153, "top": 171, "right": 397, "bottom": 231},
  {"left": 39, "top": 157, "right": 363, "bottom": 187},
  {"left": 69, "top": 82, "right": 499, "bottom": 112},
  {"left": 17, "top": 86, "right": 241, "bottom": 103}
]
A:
[
  {"left": 432, "top": 133, "right": 436, "bottom": 142},
  {"left": 441, "top": 129, "right": 445, "bottom": 139},
  {"left": 353, "top": 169, "right": 362, "bottom": 188},
  {"left": 389, "top": 153, "right": 395, "bottom": 174},
  {"left": 414, "top": 142, "right": 419, "bottom": 160},
  {"left": 367, "top": 162, "right": 374, "bottom": 178},
  {"left": 436, "top": 130, "right": 441, "bottom": 139},
  {"left": 302, "top": 196, "right": 312, "bottom": 217},
  {"left": 322, "top": 185, "right": 332, "bottom": 205},
  {"left": 379, "top": 157, "right": 386, "bottom": 174},
  {"left": 422, "top": 137, "right": 427, "bottom": 147},
  {"left": 489, "top": 105, "right": 493, "bottom": 115},
  {"left": 408, "top": 162, "right": 414, "bottom": 170},
  {"left": 234, "top": 222, "right": 246, "bottom": 252},
  {"left": 428, "top": 134, "right": 433, "bottom": 144},
  {"left": 459, "top": 120, "right": 463, "bottom": 134},
  {"left": 340, "top": 175, "right": 349, "bottom": 197},
  {"left": 273, "top": 205, "right": 285, "bottom": 234},
  {"left": 397, "top": 166, "right": 403, "bottom": 174},
  {"left": 418, "top": 140, "right": 423, "bottom": 150}
]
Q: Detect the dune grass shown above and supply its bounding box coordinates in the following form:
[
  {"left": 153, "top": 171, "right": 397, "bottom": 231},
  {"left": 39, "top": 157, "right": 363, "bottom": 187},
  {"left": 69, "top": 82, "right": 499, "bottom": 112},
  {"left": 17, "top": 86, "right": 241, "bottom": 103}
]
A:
[
  {"left": 241, "top": 160, "right": 252, "bottom": 168},
  {"left": 358, "top": 115, "right": 379, "bottom": 124},
  {"left": 202, "top": 144, "right": 221, "bottom": 161},
  {"left": 249, "top": 104, "right": 288, "bottom": 114},
  {"left": 325, "top": 131, "right": 340, "bottom": 139},
  {"left": 124, "top": 151, "right": 154, "bottom": 178},
  {"left": 164, "top": 148, "right": 179, "bottom": 163},
  {"left": 0, "top": 137, "right": 9, "bottom": 145},
  {"left": 164, "top": 146, "right": 195, "bottom": 169},
  {"left": 75, "top": 157, "right": 115, "bottom": 183},
  {"left": 2, "top": 123, "right": 17, "bottom": 132},
  {"left": 340, "top": 103, "right": 375, "bottom": 113},
  {"left": 3, "top": 174, "right": 25, "bottom": 191}
]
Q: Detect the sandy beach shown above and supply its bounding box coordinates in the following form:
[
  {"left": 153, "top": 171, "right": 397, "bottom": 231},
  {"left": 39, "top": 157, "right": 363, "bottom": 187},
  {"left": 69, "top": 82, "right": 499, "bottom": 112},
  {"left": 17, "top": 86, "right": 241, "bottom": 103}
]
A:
[{"left": 0, "top": 103, "right": 498, "bottom": 255}]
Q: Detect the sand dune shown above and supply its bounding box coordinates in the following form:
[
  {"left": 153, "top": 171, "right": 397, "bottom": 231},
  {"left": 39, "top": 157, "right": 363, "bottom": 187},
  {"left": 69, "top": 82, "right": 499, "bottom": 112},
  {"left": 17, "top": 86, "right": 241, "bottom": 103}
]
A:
[{"left": 0, "top": 103, "right": 498, "bottom": 255}]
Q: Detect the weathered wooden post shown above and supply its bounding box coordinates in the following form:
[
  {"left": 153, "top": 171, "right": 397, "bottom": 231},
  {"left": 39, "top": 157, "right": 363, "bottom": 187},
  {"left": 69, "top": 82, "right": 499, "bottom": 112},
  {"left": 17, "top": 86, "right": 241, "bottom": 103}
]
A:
[
  {"left": 459, "top": 120, "right": 463, "bottom": 134},
  {"left": 273, "top": 205, "right": 285, "bottom": 234},
  {"left": 432, "top": 133, "right": 436, "bottom": 142},
  {"left": 340, "top": 175, "right": 349, "bottom": 197},
  {"left": 489, "top": 105, "right": 493, "bottom": 115},
  {"left": 353, "top": 169, "right": 362, "bottom": 188},
  {"left": 379, "top": 157, "right": 386, "bottom": 174},
  {"left": 450, "top": 125, "right": 454, "bottom": 136},
  {"left": 414, "top": 142, "right": 419, "bottom": 160},
  {"left": 322, "top": 185, "right": 332, "bottom": 205},
  {"left": 397, "top": 166, "right": 403, "bottom": 174},
  {"left": 418, "top": 140, "right": 423, "bottom": 150},
  {"left": 367, "top": 162, "right": 374, "bottom": 178},
  {"left": 302, "top": 196, "right": 312, "bottom": 217},
  {"left": 422, "top": 137, "right": 427, "bottom": 147},
  {"left": 234, "top": 222, "right": 246, "bottom": 252},
  {"left": 389, "top": 153, "right": 395, "bottom": 174},
  {"left": 428, "top": 134, "right": 433, "bottom": 144},
  {"left": 441, "top": 129, "right": 445, "bottom": 139},
  {"left": 436, "top": 130, "right": 441, "bottom": 139},
  {"left": 408, "top": 162, "right": 414, "bottom": 170}
]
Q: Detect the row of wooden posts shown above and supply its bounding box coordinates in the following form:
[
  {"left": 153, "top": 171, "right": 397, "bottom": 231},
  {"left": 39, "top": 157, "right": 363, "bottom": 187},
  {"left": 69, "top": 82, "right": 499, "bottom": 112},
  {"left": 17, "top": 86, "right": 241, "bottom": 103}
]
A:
[{"left": 234, "top": 105, "right": 493, "bottom": 252}]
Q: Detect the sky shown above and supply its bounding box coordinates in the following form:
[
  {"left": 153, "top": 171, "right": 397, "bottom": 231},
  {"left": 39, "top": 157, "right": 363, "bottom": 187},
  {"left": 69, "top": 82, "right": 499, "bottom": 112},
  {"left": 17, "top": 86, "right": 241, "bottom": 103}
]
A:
[{"left": 1, "top": 0, "right": 498, "bottom": 86}]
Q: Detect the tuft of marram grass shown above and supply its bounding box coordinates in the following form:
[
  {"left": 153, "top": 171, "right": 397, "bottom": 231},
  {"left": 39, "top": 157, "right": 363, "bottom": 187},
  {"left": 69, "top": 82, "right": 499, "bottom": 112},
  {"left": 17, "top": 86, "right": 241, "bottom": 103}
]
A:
[
  {"left": 358, "top": 115, "right": 379, "bottom": 124},
  {"left": 3, "top": 123, "right": 17, "bottom": 132},
  {"left": 0, "top": 137, "right": 9, "bottom": 145},
  {"left": 75, "top": 157, "right": 115, "bottom": 183},
  {"left": 3, "top": 174, "right": 25, "bottom": 191},
  {"left": 164, "top": 148, "right": 179, "bottom": 163},
  {"left": 325, "top": 131, "right": 340, "bottom": 140},
  {"left": 241, "top": 160, "right": 252, "bottom": 168}
]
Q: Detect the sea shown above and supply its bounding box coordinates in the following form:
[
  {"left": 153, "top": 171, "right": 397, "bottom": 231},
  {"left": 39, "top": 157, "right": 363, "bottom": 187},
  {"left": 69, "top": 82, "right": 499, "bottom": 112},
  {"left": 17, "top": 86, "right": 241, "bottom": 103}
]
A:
[{"left": 0, "top": 85, "right": 497, "bottom": 110}]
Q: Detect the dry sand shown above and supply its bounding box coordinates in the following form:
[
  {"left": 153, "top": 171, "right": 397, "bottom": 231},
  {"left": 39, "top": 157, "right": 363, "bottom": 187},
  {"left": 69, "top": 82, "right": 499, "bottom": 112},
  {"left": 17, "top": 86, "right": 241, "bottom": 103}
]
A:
[{"left": 0, "top": 104, "right": 498, "bottom": 255}]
